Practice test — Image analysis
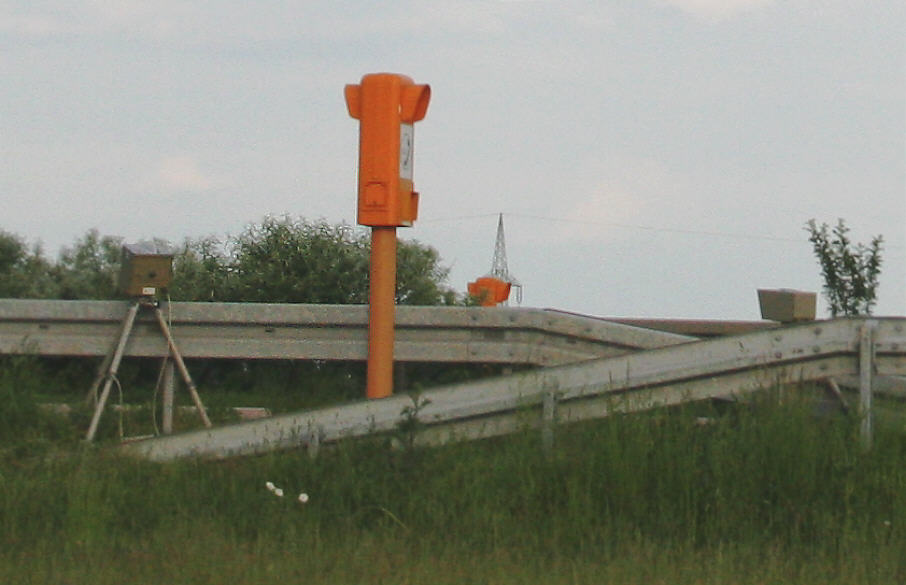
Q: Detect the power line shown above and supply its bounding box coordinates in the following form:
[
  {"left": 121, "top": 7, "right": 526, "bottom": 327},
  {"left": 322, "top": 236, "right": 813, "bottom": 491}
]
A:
[
  {"left": 423, "top": 211, "right": 802, "bottom": 243},
  {"left": 513, "top": 212, "right": 807, "bottom": 243},
  {"left": 422, "top": 211, "right": 905, "bottom": 249}
]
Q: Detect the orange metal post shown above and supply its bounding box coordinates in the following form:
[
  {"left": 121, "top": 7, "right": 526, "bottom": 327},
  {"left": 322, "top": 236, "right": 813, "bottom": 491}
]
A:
[
  {"left": 346, "top": 73, "right": 430, "bottom": 400},
  {"left": 367, "top": 227, "right": 397, "bottom": 399}
]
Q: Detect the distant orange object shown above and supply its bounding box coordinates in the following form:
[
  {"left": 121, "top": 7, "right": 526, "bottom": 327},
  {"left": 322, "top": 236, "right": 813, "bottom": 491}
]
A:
[
  {"left": 345, "top": 73, "right": 430, "bottom": 227},
  {"left": 468, "top": 277, "right": 512, "bottom": 307}
]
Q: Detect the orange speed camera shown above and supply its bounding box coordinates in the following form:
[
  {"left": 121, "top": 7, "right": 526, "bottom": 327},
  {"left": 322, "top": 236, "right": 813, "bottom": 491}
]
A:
[{"left": 345, "top": 73, "right": 430, "bottom": 227}]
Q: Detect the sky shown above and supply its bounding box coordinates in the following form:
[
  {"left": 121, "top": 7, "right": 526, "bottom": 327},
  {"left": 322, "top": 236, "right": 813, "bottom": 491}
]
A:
[{"left": 2, "top": 0, "right": 904, "bottom": 320}]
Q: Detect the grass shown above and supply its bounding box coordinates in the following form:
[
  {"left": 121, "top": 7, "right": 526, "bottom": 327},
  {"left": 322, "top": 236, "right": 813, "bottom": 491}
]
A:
[{"left": 1, "top": 356, "right": 905, "bottom": 583}]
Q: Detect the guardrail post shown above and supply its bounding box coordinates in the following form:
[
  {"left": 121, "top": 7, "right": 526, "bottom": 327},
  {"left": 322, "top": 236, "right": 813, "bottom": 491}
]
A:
[{"left": 859, "top": 321, "right": 877, "bottom": 450}]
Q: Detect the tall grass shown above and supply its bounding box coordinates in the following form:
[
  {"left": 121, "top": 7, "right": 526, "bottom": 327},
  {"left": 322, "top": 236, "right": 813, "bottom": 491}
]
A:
[{"left": 1, "top": 370, "right": 904, "bottom": 583}]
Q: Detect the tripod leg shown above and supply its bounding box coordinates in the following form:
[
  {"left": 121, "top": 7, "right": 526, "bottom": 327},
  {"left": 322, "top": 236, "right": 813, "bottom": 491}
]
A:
[
  {"left": 85, "top": 302, "right": 140, "bottom": 441},
  {"left": 160, "top": 359, "right": 175, "bottom": 434},
  {"left": 153, "top": 308, "right": 212, "bottom": 428},
  {"left": 85, "top": 306, "right": 137, "bottom": 406},
  {"left": 85, "top": 351, "right": 114, "bottom": 407}
]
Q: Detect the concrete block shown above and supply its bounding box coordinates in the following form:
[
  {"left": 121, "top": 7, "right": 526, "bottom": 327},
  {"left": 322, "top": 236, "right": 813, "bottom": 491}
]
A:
[{"left": 758, "top": 289, "right": 817, "bottom": 322}]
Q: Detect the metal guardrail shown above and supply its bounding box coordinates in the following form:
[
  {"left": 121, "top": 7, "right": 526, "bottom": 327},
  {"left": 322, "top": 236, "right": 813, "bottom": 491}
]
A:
[
  {"left": 121, "top": 317, "right": 906, "bottom": 461},
  {"left": 0, "top": 299, "right": 694, "bottom": 366},
  {"left": 602, "top": 317, "right": 779, "bottom": 337}
]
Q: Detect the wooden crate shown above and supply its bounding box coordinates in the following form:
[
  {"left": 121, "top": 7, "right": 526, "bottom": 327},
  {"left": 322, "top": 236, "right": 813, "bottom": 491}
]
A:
[{"left": 118, "top": 243, "right": 173, "bottom": 297}]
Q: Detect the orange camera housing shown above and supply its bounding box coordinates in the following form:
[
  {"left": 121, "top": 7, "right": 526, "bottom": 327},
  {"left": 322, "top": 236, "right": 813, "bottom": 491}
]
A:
[{"left": 345, "top": 73, "right": 430, "bottom": 227}]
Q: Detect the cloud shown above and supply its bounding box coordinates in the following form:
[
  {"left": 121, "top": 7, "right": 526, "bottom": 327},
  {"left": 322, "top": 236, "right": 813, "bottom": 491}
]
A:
[
  {"left": 157, "top": 156, "right": 216, "bottom": 193},
  {"left": 658, "top": 0, "right": 776, "bottom": 21}
]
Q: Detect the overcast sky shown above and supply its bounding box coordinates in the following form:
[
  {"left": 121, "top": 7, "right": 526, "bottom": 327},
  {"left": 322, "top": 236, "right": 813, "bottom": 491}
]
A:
[{"left": 2, "top": 1, "right": 903, "bottom": 319}]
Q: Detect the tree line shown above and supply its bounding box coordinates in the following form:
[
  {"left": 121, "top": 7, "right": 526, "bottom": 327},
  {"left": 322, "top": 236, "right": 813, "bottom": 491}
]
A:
[{"left": 0, "top": 216, "right": 457, "bottom": 305}]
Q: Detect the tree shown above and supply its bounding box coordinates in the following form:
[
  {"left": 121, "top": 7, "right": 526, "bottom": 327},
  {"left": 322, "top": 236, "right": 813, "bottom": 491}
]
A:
[
  {"left": 806, "top": 219, "right": 883, "bottom": 317},
  {"left": 181, "top": 215, "right": 456, "bottom": 305},
  {"left": 54, "top": 229, "right": 123, "bottom": 300},
  {"left": 223, "top": 216, "right": 371, "bottom": 304},
  {"left": 396, "top": 238, "right": 455, "bottom": 305},
  {"left": 169, "top": 236, "right": 229, "bottom": 302},
  {"left": 0, "top": 230, "right": 58, "bottom": 298}
]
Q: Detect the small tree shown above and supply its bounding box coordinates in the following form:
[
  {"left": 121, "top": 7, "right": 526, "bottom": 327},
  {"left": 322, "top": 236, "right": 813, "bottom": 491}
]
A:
[
  {"left": 0, "top": 230, "right": 58, "bottom": 299},
  {"left": 223, "top": 216, "right": 371, "bottom": 304},
  {"left": 54, "top": 229, "right": 123, "bottom": 300},
  {"left": 169, "top": 236, "right": 229, "bottom": 302},
  {"left": 806, "top": 219, "right": 882, "bottom": 317}
]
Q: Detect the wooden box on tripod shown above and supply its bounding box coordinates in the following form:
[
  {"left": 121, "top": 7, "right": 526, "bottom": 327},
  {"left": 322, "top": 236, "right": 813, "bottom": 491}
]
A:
[{"left": 119, "top": 243, "right": 173, "bottom": 297}]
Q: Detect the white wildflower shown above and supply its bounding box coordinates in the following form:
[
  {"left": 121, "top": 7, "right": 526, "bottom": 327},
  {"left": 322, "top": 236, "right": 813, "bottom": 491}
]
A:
[
  {"left": 265, "top": 481, "right": 276, "bottom": 492},
  {"left": 298, "top": 492, "right": 309, "bottom": 504},
  {"left": 274, "top": 488, "right": 284, "bottom": 497}
]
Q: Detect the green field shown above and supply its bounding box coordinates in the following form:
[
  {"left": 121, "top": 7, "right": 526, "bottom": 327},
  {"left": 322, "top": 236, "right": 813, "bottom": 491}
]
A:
[{"left": 1, "top": 357, "right": 904, "bottom": 584}]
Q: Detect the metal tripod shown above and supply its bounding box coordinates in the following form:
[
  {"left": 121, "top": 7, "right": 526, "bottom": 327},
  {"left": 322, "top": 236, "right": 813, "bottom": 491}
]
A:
[{"left": 85, "top": 298, "right": 212, "bottom": 442}]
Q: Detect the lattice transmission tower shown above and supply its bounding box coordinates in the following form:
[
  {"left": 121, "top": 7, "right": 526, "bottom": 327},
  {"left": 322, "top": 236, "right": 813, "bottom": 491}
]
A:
[{"left": 487, "top": 214, "right": 522, "bottom": 304}]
